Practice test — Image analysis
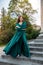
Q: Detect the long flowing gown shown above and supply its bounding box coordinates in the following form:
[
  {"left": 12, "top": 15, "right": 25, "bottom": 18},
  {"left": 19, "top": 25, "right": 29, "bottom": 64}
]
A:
[{"left": 3, "top": 21, "right": 31, "bottom": 58}]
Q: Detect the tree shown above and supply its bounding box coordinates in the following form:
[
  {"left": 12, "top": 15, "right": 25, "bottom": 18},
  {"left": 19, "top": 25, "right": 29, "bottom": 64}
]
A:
[
  {"left": 0, "top": 0, "right": 40, "bottom": 45},
  {"left": 8, "top": 0, "right": 37, "bottom": 22},
  {"left": 1, "top": 7, "right": 7, "bottom": 30},
  {"left": 1, "top": 7, "right": 12, "bottom": 31}
]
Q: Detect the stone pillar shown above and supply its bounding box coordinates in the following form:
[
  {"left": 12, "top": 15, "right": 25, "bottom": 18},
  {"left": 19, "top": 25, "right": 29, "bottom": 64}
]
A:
[{"left": 41, "top": 0, "right": 43, "bottom": 32}]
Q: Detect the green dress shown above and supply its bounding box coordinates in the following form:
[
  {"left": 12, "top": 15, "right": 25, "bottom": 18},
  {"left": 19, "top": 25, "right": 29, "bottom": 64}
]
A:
[{"left": 3, "top": 21, "right": 31, "bottom": 58}]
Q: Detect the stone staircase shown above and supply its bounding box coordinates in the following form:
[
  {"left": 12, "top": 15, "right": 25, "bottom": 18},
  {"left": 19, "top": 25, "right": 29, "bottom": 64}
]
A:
[{"left": 0, "top": 34, "right": 43, "bottom": 65}]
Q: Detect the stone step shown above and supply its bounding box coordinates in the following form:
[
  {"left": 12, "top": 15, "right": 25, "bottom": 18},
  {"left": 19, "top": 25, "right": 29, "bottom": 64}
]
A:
[
  {"left": 37, "top": 35, "right": 43, "bottom": 39},
  {"left": 29, "top": 46, "right": 43, "bottom": 52},
  {"left": 29, "top": 45, "right": 43, "bottom": 47},
  {"left": 37, "top": 33, "right": 43, "bottom": 37},
  {"left": 1, "top": 54, "right": 30, "bottom": 61},
  {"left": 37, "top": 36, "right": 43, "bottom": 39},
  {"left": 0, "top": 56, "right": 31, "bottom": 65},
  {"left": 34, "top": 39, "right": 43, "bottom": 42},
  {"left": 29, "top": 42, "right": 43, "bottom": 44},
  {"left": 28, "top": 42, "right": 43, "bottom": 47},
  {"left": 2, "top": 51, "right": 43, "bottom": 58},
  {"left": 2, "top": 50, "right": 43, "bottom": 59},
  {"left": 30, "top": 51, "right": 43, "bottom": 55},
  {"left": 29, "top": 46, "right": 43, "bottom": 49},
  {"left": 1, "top": 54, "right": 43, "bottom": 64},
  {"left": 30, "top": 56, "right": 43, "bottom": 63},
  {"left": 3, "top": 50, "right": 43, "bottom": 56}
]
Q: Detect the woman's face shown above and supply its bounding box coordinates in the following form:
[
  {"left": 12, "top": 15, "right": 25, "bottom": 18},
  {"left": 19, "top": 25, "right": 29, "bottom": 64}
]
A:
[{"left": 20, "top": 16, "right": 23, "bottom": 22}]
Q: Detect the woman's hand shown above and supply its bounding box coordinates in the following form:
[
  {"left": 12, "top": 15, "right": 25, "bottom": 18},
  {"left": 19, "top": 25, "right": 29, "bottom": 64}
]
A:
[
  {"left": 22, "top": 29, "right": 26, "bottom": 30},
  {"left": 15, "top": 26, "right": 20, "bottom": 29}
]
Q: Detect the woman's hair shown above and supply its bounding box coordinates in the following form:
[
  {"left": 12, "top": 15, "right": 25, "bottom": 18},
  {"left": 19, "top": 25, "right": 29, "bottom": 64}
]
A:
[{"left": 17, "top": 15, "right": 24, "bottom": 23}]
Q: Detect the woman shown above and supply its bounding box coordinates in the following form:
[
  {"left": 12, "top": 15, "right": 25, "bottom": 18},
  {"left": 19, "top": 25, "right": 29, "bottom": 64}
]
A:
[{"left": 3, "top": 15, "right": 31, "bottom": 58}]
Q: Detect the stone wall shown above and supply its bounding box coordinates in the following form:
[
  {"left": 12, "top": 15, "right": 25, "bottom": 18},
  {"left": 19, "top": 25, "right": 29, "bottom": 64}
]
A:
[{"left": 41, "top": 0, "right": 43, "bottom": 32}]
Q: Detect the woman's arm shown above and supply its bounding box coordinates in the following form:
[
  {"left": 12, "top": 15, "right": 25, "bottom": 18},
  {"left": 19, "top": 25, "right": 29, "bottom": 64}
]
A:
[
  {"left": 22, "top": 29, "right": 26, "bottom": 30},
  {"left": 15, "top": 23, "right": 21, "bottom": 29},
  {"left": 15, "top": 25, "right": 20, "bottom": 29}
]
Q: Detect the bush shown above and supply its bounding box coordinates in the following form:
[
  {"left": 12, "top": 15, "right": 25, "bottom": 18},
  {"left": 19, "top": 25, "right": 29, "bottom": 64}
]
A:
[
  {"left": 26, "top": 26, "right": 40, "bottom": 40},
  {"left": 0, "top": 24, "right": 16, "bottom": 45}
]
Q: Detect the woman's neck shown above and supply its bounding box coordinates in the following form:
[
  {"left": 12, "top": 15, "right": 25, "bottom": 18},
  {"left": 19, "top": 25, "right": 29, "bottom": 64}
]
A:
[
  {"left": 20, "top": 21, "right": 22, "bottom": 22},
  {"left": 19, "top": 21, "right": 22, "bottom": 23}
]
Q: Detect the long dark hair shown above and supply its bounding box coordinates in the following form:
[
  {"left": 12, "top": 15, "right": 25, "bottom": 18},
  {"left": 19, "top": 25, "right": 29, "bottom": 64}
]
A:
[{"left": 17, "top": 15, "right": 24, "bottom": 23}]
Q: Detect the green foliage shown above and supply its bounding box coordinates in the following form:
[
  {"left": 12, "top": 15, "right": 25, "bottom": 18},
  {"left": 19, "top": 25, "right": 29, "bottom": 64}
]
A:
[
  {"left": 0, "top": 24, "right": 16, "bottom": 44},
  {"left": 1, "top": 7, "right": 17, "bottom": 31},
  {"left": 8, "top": 0, "right": 37, "bottom": 16},
  {"left": 26, "top": 26, "right": 40, "bottom": 40},
  {"left": 0, "top": 0, "right": 40, "bottom": 45}
]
